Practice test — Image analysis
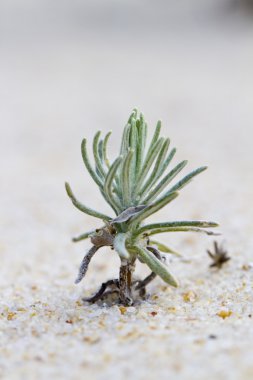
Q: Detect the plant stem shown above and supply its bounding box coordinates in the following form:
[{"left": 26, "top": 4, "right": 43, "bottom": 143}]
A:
[{"left": 119, "top": 258, "right": 135, "bottom": 306}]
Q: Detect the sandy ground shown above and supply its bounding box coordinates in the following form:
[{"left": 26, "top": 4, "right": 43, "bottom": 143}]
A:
[{"left": 1, "top": 1, "right": 253, "bottom": 379}]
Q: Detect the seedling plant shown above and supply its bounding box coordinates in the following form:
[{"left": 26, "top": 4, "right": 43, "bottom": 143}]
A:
[{"left": 66, "top": 109, "right": 218, "bottom": 306}]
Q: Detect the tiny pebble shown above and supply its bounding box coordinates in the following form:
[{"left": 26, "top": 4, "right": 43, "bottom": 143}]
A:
[{"left": 217, "top": 310, "right": 233, "bottom": 319}]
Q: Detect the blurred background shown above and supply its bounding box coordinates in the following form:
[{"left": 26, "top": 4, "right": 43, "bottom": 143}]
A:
[
  {"left": 0, "top": 0, "right": 253, "bottom": 282},
  {"left": 1, "top": 2, "right": 253, "bottom": 378}
]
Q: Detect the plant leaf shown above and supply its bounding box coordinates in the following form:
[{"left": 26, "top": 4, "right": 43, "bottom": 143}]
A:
[
  {"left": 148, "top": 120, "right": 161, "bottom": 150},
  {"left": 133, "top": 245, "right": 178, "bottom": 287},
  {"left": 139, "top": 138, "right": 170, "bottom": 199},
  {"left": 81, "top": 138, "right": 103, "bottom": 188},
  {"left": 137, "top": 226, "right": 220, "bottom": 237},
  {"left": 72, "top": 230, "right": 95, "bottom": 242},
  {"left": 165, "top": 166, "right": 208, "bottom": 195},
  {"left": 120, "top": 149, "right": 134, "bottom": 208},
  {"left": 93, "top": 131, "right": 106, "bottom": 178},
  {"left": 120, "top": 123, "right": 130, "bottom": 155},
  {"left": 131, "top": 192, "right": 179, "bottom": 227},
  {"left": 158, "top": 147, "right": 177, "bottom": 177},
  {"left": 103, "top": 156, "right": 123, "bottom": 212},
  {"left": 129, "top": 119, "right": 138, "bottom": 183},
  {"left": 144, "top": 160, "right": 188, "bottom": 203},
  {"left": 134, "top": 138, "right": 164, "bottom": 196},
  {"left": 137, "top": 220, "right": 219, "bottom": 235},
  {"left": 65, "top": 182, "right": 111, "bottom": 221},
  {"left": 135, "top": 115, "right": 146, "bottom": 178},
  {"left": 149, "top": 240, "right": 181, "bottom": 256},
  {"left": 102, "top": 131, "right": 112, "bottom": 168}
]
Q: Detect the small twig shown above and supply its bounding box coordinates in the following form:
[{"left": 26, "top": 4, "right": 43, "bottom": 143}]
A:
[
  {"left": 83, "top": 279, "right": 119, "bottom": 303},
  {"left": 75, "top": 246, "right": 99, "bottom": 284},
  {"left": 207, "top": 241, "right": 230, "bottom": 269},
  {"left": 134, "top": 272, "right": 157, "bottom": 291}
]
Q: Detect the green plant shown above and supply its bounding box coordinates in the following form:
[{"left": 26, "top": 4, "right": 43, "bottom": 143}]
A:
[{"left": 65, "top": 109, "right": 218, "bottom": 306}]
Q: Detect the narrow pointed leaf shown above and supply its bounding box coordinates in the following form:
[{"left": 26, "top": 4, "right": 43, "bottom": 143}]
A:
[
  {"left": 127, "top": 108, "right": 137, "bottom": 123},
  {"left": 144, "top": 160, "right": 188, "bottom": 203},
  {"left": 120, "top": 124, "right": 130, "bottom": 155},
  {"left": 166, "top": 166, "right": 208, "bottom": 194},
  {"left": 72, "top": 230, "right": 95, "bottom": 242},
  {"left": 81, "top": 139, "right": 103, "bottom": 188},
  {"left": 140, "top": 138, "right": 170, "bottom": 199},
  {"left": 135, "top": 116, "right": 146, "bottom": 177},
  {"left": 93, "top": 131, "right": 106, "bottom": 177},
  {"left": 140, "top": 114, "right": 147, "bottom": 149},
  {"left": 148, "top": 120, "right": 161, "bottom": 151},
  {"left": 133, "top": 245, "right": 178, "bottom": 287},
  {"left": 102, "top": 131, "right": 112, "bottom": 168},
  {"left": 134, "top": 138, "right": 164, "bottom": 196},
  {"left": 149, "top": 240, "right": 181, "bottom": 256},
  {"left": 65, "top": 182, "right": 111, "bottom": 221},
  {"left": 138, "top": 221, "right": 219, "bottom": 235},
  {"left": 156, "top": 147, "right": 177, "bottom": 181},
  {"left": 98, "top": 139, "right": 103, "bottom": 161},
  {"left": 131, "top": 192, "right": 179, "bottom": 227},
  {"left": 121, "top": 149, "right": 134, "bottom": 207},
  {"left": 138, "top": 226, "right": 220, "bottom": 237},
  {"left": 103, "top": 156, "right": 123, "bottom": 212},
  {"left": 129, "top": 120, "right": 138, "bottom": 183}
]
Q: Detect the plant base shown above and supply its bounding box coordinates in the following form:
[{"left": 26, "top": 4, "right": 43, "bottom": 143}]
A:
[{"left": 83, "top": 259, "right": 156, "bottom": 306}]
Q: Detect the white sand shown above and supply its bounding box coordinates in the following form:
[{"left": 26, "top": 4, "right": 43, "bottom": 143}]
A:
[{"left": 1, "top": 1, "right": 253, "bottom": 379}]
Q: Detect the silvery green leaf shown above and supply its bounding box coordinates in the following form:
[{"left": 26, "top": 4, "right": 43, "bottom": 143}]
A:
[
  {"left": 102, "top": 131, "right": 112, "bottom": 168},
  {"left": 136, "top": 221, "right": 219, "bottom": 236},
  {"left": 131, "top": 192, "right": 179, "bottom": 227},
  {"left": 139, "top": 226, "right": 220, "bottom": 237},
  {"left": 81, "top": 138, "right": 103, "bottom": 188},
  {"left": 72, "top": 230, "right": 95, "bottom": 243},
  {"left": 103, "top": 156, "right": 123, "bottom": 212},
  {"left": 166, "top": 166, "right": 208, "bottom": 194},
  {"left": 133, "top": 245, "right": 178, "bottom": 287},
  {"left": 65, "top": 182, "right": 112, "bottom": 221},
  {"left": 149, "top": 240, "right": 181, "bottom": 256}
]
